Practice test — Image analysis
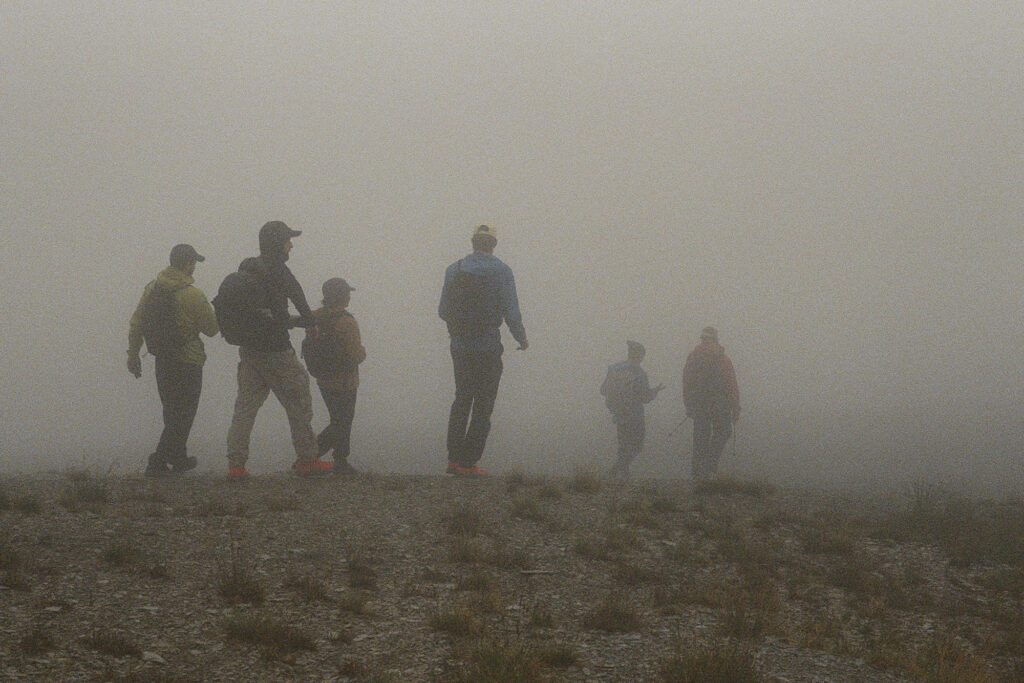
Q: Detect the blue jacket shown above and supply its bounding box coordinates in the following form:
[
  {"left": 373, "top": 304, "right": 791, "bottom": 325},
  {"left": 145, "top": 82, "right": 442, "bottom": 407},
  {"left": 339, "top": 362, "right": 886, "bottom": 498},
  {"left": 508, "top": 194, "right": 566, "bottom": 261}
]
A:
[{"left": 439, "top": 252, "right": 527, "bottom": 353}]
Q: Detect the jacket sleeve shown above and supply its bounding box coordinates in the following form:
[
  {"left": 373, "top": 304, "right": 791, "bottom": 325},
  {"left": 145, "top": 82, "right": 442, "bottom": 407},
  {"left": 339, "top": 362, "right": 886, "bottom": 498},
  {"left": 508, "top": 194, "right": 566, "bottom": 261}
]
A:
[
  {"left": 182, "top": 287, "right": 219, "bottom": 338},
  {"left": 499, "top": 265, "right": 527, "bottom": 345},
  {"left": 438, "top": 262, "right": 454, "bottom": 322},
  {"left": 127, "top": 281, "right": 154, "bottom": 356},
  {"left": 282, "top": 267, "right": 314, "bottom": 321},
  {"left": 336, "top": 315, "right": 366, "bottom": 367}
]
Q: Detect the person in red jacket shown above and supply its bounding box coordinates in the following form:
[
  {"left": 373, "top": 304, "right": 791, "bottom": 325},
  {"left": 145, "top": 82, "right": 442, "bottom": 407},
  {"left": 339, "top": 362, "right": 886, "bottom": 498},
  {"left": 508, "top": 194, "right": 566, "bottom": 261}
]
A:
[{"left": 682, "top": 326, "right": 740, "bottom": 480}]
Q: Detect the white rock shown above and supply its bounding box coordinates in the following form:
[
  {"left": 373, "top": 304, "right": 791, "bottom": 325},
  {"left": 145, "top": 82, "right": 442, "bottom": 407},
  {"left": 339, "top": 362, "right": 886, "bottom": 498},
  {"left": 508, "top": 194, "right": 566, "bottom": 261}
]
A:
[{"left": 142, "top": 651, "right": 166, "bottom": 665}]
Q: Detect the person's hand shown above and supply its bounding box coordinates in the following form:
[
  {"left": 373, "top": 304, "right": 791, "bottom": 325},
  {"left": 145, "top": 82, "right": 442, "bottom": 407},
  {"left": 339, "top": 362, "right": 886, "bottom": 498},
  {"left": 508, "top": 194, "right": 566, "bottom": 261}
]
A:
[
  {"left": 516, "top": 341, "right": 529, "bottom": 351},
  {"left": 127, "top": 354, "right": 142, "bottom": 378},
  {"left": 654, "top": 383, "right": 666, "bottom": 393}
]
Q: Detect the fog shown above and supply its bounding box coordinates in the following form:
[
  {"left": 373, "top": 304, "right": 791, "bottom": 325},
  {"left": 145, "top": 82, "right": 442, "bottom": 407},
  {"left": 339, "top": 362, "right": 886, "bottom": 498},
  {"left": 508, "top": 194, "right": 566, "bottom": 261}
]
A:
[{"left": 3, "top": 2, "right": 1022, "bottom": 491}]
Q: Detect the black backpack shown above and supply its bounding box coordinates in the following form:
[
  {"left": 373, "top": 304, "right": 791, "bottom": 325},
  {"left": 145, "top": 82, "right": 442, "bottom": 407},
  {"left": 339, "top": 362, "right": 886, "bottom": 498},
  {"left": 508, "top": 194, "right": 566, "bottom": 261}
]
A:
[
  {"left": 140, "top": 284, "right": 185, "bottom": 358},
  {"left": 601, "top": 364, "right": 638, "bottom": 416},
  {"left": 445, "top": 260, "right": 499, "bottom": 337},
  {"left": 212, "top": 269, "right": 266, "bottom": 347},
  {"left": 301, "top": 311, "right": 349, "bottom": 379}
]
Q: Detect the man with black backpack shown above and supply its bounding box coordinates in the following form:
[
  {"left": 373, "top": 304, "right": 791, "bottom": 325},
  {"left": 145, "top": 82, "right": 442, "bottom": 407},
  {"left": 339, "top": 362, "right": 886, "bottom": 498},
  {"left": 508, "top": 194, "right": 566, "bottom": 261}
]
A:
[
  {"left": 601, "top": 340, "right": 664, "bottom": 479},
  {"left": 127, "top": 243, "right": 218, "bottom": 477},
  {"left": 215, "top": 220, "right": 330, "bottom": 479},
  {"left": 682, "top": 326, "right": 740, "bottom": 481},
  {"left": 438, "top": 224, "right": 527, "bottom": 477}
]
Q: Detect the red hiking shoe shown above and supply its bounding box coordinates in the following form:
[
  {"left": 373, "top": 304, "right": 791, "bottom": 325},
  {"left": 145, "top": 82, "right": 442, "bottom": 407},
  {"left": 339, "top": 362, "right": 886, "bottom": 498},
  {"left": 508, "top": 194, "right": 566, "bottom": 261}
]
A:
[
  {"left": 447, "top": 463, "right": 487, "bottom": 477},
  {"left": 227, "top": 467, "right": 250, "bottom": 479},
  {"left": 294, "top": 459, "right": 332, "bottom": 476}
]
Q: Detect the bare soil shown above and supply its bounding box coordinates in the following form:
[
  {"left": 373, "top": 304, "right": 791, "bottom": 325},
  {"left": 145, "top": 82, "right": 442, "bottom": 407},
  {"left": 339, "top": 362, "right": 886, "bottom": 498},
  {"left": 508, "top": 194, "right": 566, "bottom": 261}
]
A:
[{"left": 1, "top": 470, "right": 1022, "bottom": 682}]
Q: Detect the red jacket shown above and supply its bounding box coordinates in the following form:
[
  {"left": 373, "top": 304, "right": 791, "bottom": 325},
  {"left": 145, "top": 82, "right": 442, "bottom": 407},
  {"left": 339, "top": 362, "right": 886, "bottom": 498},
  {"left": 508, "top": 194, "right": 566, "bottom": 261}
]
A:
[{"left": 682, "top": 341, "right": 740, "bottom": 419}]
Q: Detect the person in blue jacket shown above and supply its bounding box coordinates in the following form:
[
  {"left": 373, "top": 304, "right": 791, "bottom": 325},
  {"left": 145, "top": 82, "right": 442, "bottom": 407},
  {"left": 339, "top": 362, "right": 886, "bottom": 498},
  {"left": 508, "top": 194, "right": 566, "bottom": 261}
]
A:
[{"left": 438, "top": 224, "right": 528, "bottom": 476}]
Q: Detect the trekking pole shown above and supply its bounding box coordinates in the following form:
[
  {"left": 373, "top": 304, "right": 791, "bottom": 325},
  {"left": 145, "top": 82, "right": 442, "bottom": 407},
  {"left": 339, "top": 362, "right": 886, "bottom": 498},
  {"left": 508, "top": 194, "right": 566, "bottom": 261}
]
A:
[{"left": 667, "top": 415, "right": 690, "bottom": 439}]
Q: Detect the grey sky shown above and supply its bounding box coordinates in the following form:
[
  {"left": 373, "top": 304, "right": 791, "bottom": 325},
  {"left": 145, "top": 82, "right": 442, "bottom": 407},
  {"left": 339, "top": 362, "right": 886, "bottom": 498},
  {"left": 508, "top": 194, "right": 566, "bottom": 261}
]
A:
[{"left": 2, "top": 2, "right": 1022, "bottom": 488}]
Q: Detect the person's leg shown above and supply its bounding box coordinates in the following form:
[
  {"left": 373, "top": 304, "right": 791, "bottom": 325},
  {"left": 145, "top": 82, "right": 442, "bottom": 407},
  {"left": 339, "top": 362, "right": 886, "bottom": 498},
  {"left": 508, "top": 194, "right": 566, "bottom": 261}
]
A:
[
  {"left": 267, "top": 350, "right": 317, "bottom": 464},
  {"left": 226, "top": 349, "right": 270, "bottom": 470},
  {"left": 463, "top": 351, "right": 503, "bottom": 467},
  {"left": 317, "top": 385, "right": 344, "bottom": 457},
  {"left": 614, "top": 418, "right": 643, "bottom": 475},
  {"left": 691, "top": 416, "right": 712, "bottom": 480},
  {"left": 151, "top": 355, "right": 176, "bottom": 471},
  {"left": 167, "top": 362, "right": 203, "bottom": 470},
  {"left": 446, "top": 348, "right": 475, "bottom": 466},
  {"left": 333, "top": 386, "right": 357, "bottom": 464},
  {"left": 708, "top": 414, "right": 733, "bottom": 477}
]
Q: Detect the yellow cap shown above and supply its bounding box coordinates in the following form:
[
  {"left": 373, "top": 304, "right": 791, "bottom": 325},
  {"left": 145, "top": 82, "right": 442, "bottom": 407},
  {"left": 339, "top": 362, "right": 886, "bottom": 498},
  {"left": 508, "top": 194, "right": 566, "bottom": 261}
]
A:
[{"left": 472, "top": 224, "right": 498, "bottom": 241}]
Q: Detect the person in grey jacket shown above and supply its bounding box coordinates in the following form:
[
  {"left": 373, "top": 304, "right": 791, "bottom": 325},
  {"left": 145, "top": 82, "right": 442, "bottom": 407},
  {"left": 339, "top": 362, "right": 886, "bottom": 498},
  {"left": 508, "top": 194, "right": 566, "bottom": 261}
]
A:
[
  {"left": 600, "top": 340, "right": 664, "bottom": 478},
  {"left": 438, "top": 224, "right": 527, "bottom": 476}
]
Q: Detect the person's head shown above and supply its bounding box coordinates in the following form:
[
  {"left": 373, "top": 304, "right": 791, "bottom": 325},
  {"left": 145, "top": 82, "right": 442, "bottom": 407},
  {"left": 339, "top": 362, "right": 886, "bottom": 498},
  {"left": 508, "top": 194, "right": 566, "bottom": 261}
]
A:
[
  {"left": 626, "top": 340, "right": 646, "bottom": 363},
  {"left": 322, "top": 277, "right": 354, "bottom": 308},
  {"left": 169, "top": 243, "right": 204, "bottom": 275},
  {"left": 471, "top": 224, "right": 497, "bottom": 253},
  {"left": 700, "top": 326, "right": 719, "bottom": 344},
  {"left": 259, "top": 220, "right": 302, "bottom": 261}
]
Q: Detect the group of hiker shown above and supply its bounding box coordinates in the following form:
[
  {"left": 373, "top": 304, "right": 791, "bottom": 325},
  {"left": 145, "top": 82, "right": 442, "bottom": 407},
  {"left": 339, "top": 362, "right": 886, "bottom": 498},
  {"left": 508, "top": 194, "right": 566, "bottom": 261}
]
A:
[{"left": 127, "top": 221, "right": 738, "bottom": 481}]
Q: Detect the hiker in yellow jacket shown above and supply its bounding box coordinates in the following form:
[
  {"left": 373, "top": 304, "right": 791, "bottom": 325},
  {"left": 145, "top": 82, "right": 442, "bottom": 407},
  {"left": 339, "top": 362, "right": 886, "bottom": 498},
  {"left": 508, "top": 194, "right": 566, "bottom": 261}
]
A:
[{"left": 127, "top": 244, "right": 218, "bottom": 476}]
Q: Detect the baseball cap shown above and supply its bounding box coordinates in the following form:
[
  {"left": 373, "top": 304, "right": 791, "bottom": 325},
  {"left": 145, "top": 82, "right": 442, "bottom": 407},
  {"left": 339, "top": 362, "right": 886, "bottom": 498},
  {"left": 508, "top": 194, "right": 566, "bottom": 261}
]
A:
[
  {"left": 322, "top": 277, "right": 355, "bottom": 301},
  {"left": 169, "top": 243, "right": 205, "bottom": 268},
  {"left": 472, "top": 224, "right": 497, "bottom": 241}
]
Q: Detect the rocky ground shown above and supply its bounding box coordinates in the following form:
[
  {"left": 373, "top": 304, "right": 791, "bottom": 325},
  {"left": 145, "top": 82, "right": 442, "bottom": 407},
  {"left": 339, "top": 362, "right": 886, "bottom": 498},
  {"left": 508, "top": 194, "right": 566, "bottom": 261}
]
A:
[{"left": 1, "top": 468, "right": 1022, "bottom": 682}]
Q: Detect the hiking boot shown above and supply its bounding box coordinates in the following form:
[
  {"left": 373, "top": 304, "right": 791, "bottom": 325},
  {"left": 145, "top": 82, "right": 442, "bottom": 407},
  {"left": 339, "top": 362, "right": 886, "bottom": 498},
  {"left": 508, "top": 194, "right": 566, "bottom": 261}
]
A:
[
  {"left": 293, "top": 459, "right": 332, "bottom": 476},
  {"left": 145, "top": 453, "right": 169, "bottom": 478},
  {"left": 448, "top": 463, "right": 487, "bottom": 477},
  {"left": 333, "top": 460, "right": 359, "bottom": 477},
  {"left": 170, "top": 456, "right": 198, "bottom": 473},
  {"left": 227, "top": 467, "right": 250, "bottom": 480}
]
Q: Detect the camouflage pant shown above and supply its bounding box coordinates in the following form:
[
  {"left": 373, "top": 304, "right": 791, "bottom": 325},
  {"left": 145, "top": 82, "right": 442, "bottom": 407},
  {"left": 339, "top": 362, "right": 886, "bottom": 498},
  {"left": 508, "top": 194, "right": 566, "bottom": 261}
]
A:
[{"left": 226, "top": 347, "right": 316, "bottom": 469}]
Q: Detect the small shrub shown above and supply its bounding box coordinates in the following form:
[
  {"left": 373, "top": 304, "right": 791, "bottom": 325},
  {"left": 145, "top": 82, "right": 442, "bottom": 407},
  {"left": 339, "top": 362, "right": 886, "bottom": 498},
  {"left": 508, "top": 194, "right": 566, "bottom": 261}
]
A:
[
  {"left": 347, "top": 556, "right": 378, "bottom": 590},
  {"left": 224, "top": 614, "right": 315, "bottom": 657},
  {"left": 456, "top": 568, "right": 495, "bottom": 592},
  {"left": 567, "top": 471, "right": 602, "bottom": 495},
  {"left": 539, "top": 643, "right": 577, "bottom": 667},
  {"left": 103, "top": 540, "right": 136, "bottom": 567},
  {"left": 429, "top": 605, "right": 480, "bottom": 637},
  {"left": 20, "top": 626, "right": 54, "bottom": 654},
  {"left": 451, "top": 637, "right": 544, "bottom": 682},
  {"left": 527, "top": 603, "right": 555, "bottom": 629},
  {"left": 658, "top": 643, "right": 760, "bottom": 683},
  {"left": 143, "top": 563, "right": 170, "bottom": 580},
  {"left": 537, "top": 483, "right": 563, "bottom": 501},
  {"left": 82, "top": 628, "right": 141, "bottom": 657},
  {"left": 583, "top": 594, "right": 642, "bottom": 632},
  {"left": 337, "top": 590, "right": 373, "bottom": 615},
  {"left": 284, "top": 570, "right": 332, "bottom": 603},
  {"left": 445, "top": 504, "right": 485, "bottom": 537},
  {"left": 510, "top": 495, "right": 545, "bottom": 522},
  {"left": 13, "top": 495, "right": 43, "bottom": 515},
  {"left": 216, "top": 548, "right": 264, "bottom": 605},
  {"left": 59, "top": 479, "right": 110, "bottom": 511}
]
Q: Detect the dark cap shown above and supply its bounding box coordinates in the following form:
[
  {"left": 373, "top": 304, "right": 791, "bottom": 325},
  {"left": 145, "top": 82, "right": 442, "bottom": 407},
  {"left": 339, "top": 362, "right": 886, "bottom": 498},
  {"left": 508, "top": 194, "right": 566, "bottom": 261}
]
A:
[
  {"left": 700, "top": 326, "right": 718, "bottom": 342},
  {"left": 627, "top": 340, "right": 645, "bottom": 358},
  {"left": 169, "top": 243, "right": 205, "bottom": 268},
  {"left": 322, "top": 277, "right": 355, "bottom": 302},
  {"left": 259, "top": 220, "right": 302, "bottom": 255}
]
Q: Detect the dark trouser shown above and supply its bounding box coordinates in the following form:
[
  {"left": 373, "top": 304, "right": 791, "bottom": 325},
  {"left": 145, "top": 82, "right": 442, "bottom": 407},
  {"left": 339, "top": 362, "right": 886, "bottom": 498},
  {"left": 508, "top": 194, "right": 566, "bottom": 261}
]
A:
[
  {"left": 692, "top": 413, "right": 732, "bottom": 480},
  {"left": 317, "top": 385, "right": 357, "bottom": 462},
  {"left": 153, "top": 356, "right": 203, "bottom": 468},
  {"left": 447, "top": 348, "right": 503, "bottom": 467},
  {"left": 614, "top": 418, "right": 645, "bottom": 472}
]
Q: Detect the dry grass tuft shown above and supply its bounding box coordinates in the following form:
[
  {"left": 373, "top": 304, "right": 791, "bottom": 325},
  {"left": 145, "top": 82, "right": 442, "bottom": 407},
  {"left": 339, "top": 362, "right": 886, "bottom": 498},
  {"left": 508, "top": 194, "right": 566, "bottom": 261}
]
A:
[
  {"left": 694, "top": 476, "right": 775, "bottom": 498},
  {"left": 215, "top": 547, "right": 265, "bottom": 605},
  {"left": 59, "top": 478, "right": 110, "bottom": 511},
  {"left": 82, "top": 628, "right": 141, "bottom": 657},
  {"left": 223, "top": 613, "right": 315, "bottom": 658},
  {"left": 102, "top": 539, "right": 137, "bottom": 567},
  {"left": 283, "top": 569, "right": 332, "bottom": 603},
  {"left": 445, "top": 504, "right": 485, "bottom": 537},
  {"left": 583, "top": 594, "right": 643, "bottom": 632},
  {"left": 567, "top": 470, "right": 602, "bottom": 495},
  {"left": 658, "top": 642, "right": 760, "bottom": 683},
  {"left": 451, "top": 637, "right": 545, "bottom": 682},
  {"left": 19, "top": 626, "right": 54, "bottom": 655},
  {"left": 429, "top": 604, "right": 480, "bottom": 637}
]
